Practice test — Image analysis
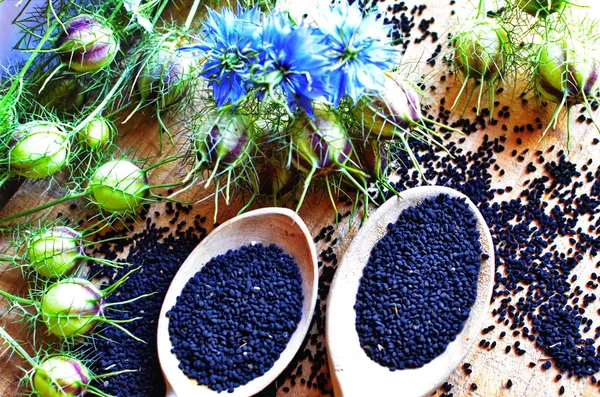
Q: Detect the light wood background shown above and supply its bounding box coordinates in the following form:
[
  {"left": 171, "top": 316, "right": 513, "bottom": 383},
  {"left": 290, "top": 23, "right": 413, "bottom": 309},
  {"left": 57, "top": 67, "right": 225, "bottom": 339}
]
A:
[{"left": 1, "top": 0, "right": 600, "bottom": 396}]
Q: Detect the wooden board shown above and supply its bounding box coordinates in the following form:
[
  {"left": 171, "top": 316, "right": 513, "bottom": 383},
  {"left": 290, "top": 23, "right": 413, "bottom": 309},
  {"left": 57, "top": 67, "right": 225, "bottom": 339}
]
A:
[{"left": 1, "top": 0, "right": 600, "bottom": 396}]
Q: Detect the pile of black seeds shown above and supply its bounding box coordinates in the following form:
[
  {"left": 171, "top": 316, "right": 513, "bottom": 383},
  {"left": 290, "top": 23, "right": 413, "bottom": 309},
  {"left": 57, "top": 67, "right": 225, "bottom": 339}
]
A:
[
  {"left": 167, "top": 243, "right": 304, "bottom": 393},
  {"left": 82, "top": 203, "right": 207, "bottom": 397},
  {"left": 355, "top": 194, "right": 483, "bottom": 370},
  {"left": 386, "top": 119, "right": 600, "bottom": 390}
]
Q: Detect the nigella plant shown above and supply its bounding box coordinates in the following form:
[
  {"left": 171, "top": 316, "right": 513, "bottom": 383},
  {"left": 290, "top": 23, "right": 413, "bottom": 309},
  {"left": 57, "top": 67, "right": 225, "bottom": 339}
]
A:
[
  {"left": 313, "top": 0, "right": 400, "bottom": 107},
  {"left": 251, "top": 13, "right": 330, "bottom": 118},
  {"left": 180, "top": 7, "right": 262, "bottom": 107}
]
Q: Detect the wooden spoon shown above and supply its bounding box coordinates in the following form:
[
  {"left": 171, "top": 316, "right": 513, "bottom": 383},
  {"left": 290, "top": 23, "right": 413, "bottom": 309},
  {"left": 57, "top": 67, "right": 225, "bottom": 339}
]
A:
[
  {"left": 157, "top": 207, "right": 318, "bottom": 397},
  {"left": 326, "top": 186, "right": 495, "bottom": 397}
]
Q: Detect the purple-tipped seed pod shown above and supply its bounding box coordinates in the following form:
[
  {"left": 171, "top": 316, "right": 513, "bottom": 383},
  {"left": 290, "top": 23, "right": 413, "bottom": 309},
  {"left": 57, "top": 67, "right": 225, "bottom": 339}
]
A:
[
  {"left": 353, "top": 73, "right": 422, "bottom": 139},
  {"left": 27, "top": 226, "right": 85, "bottom": 279},
  {"left": 536, "top": 39, "right": 600, "bottom": 107},
  {"left": 40, "top": 278, "right": 105, "bottom": 338},
  {"left": 33, "top": 355, "right": 91, "bottom": 397},
  {"left": 291, "top": 106, "right": 352, "bottom": 176},
  {"left": 195, "top": 113, "right": 251, "bottom": 169},
  {"left": 137, "top": 39, "right": 195, "bottom": 108},
  {"left": 57, "top": 14, "right": 119, "bottom": 73}
]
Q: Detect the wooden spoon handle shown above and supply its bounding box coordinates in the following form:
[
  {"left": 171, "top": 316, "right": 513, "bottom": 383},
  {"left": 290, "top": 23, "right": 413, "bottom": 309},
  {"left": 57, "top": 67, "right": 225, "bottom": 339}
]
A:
[{"left": 165, "top": 383, "right": 177, "bottom": 397}]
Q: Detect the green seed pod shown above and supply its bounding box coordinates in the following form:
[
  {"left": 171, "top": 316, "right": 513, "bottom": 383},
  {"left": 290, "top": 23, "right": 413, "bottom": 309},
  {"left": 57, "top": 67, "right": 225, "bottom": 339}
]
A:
[
  {"left": 32, "top": 355, "right": 90, "bottom": 397},
  {"left": 353, "top": 73, "right": 422, "bottom": 139},
  {"left": 515, "top": 0, "right": 567, "bottom": 18},
  {"left": 89, "top": 160, "right": 149, "bottom": 213},
  {"left": 137, "top": 40, "right": 194, "bottom": 108},
  {"left": 291, "top": 106, "right": 352, "bottom": 177},
  {"left": 57, "top": 14, "right": 119, "bottom": 73},
  {"left": 536, "top": 38, "right": 600, "bottom": 107},
  {"left": 194, "top": 113, "right": 251, "bottom": 169},
  {"left": 453, "top": 19, "right": 510, "bottom": 81},
  {"left": 8, "top": 121, "right": 70, "bottom": 178},
  {"left": 41, "top": 278, "right": 104, "bottom": 338},
  {"left": 26, "top": 227, "right": 84, "bottom": 279},
  {"left": 78, "top": 117, "right": 113, "bottom": 149}
]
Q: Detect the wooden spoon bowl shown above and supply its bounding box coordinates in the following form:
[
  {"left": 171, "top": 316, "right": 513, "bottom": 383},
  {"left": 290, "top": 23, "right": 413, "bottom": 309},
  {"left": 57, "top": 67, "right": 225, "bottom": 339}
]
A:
[
  {"left": 326, "top": 186, "right": 495, "bottom": 397},
  {"left": 157, "top": 208, "right": 318, "bottom": 397}
]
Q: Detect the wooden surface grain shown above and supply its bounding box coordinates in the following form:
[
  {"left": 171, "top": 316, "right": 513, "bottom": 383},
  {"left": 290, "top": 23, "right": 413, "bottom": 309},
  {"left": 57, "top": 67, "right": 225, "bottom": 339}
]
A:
[{"left": 1, "top": 0, "right": 600, "bottom": 396}]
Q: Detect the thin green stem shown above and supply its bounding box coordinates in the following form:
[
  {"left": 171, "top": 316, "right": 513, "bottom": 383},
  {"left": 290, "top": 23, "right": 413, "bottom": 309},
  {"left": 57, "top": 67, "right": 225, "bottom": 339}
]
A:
[
  {"left": 109, "top": 0, "right": 126, "bottom": 21},
  {"left": 566, "top": 107, "right": 571, "bottom": 152},
  {"left": 103, "top": 292, "right": 155, "bottom": 308},
  {"left": 325, "top": 176, "right": 339, "bottom": 220},
  {"left": 185, "top": 0, "right": 202, "bottom": 30},
  {"left": 0, "top": 326, "right": 37, "bottom": 368},
  {"left": 37, "top": 63, "right": 65, "bottom": 94},
  {"left": 339, "top": 168, "right": 370, "bottom": 198},
  {"left": 296, "top": 166, "right": 316, "bottom": 214},
  {"left": 73, "top": 72, "right": 131, "bottom": 134},
  {"left": 6, "top": 19, "right": 60, "bottom": 101},
  {"left": 151, "top": 0, "right": 172, "bottom": 25},
  {"left": 0, "top": 171, "right": 11, "bottom": 189},
  {"left": 477, "top": 0, "right": 487, "bottom": 19},
  {"left": 0, "top": 192, "right": 86, "bottom": 225},
  {"left": 0, "top": 288, "right": 35, "bottom": 306}
]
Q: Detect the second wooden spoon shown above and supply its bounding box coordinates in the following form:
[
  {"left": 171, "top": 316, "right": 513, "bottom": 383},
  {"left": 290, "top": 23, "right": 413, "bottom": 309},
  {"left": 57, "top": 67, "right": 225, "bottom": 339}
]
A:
[{"left": 326, "top": 186, "right": 495, "bottom": 397}]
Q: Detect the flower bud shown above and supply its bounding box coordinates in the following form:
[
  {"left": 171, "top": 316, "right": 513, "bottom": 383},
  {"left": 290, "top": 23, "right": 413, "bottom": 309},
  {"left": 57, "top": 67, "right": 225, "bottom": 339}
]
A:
[
  {"left": 536, "top": 39, "right": 600, "bottom": 107},
  {"left": 27, "top": 226, "right": 84, "bottom": 279},
  {"left": 138, "top": 40, "right": 195, "bottom": 107},
  {"left": 353, "top": 73, "right": 422, "bottom": 138},
  {"left": 41, "top": 278, "right": 104, "bottom": 338},
  {"left": 57, "top": 14, "right": 119, "bottom": 73},
  {"left": 515, "top": 0, "right": 566, "bottom": 18},
  {"left": 453, "top": 19, "right": 509, "bottom": 81},
  {"left": 78, "top": 117, "right": 113, "bottom": 149},
  {"left": 33, "top": 356, "right": 90, "bottom": 397},
  {"left": 8, "top": 121, "right": 70, "bottom": 178},
  {"left": 89, "top": 160, "right": 149, "bottom": 213}
]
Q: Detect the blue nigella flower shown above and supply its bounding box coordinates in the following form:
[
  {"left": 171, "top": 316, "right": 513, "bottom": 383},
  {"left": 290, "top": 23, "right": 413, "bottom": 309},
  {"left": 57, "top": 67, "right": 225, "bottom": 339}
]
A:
[
  {"left": 179, "top": 7, "right": 262, "bottom": 107},
  {"left": 314, "top": 1, "right": 400, "bottom": 107},
  {"left": 253, "top": 13, "right": 330, "bottom": 118}
]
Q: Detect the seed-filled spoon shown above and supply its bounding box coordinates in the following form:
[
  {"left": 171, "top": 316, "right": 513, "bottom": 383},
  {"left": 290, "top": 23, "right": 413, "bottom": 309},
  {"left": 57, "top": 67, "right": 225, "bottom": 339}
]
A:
[
  {"left": 157, "top": 208, "right": 318, "bottom": 397},
  {"left": 326, "top": 186, "right": 495, "bottom": 397}
]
